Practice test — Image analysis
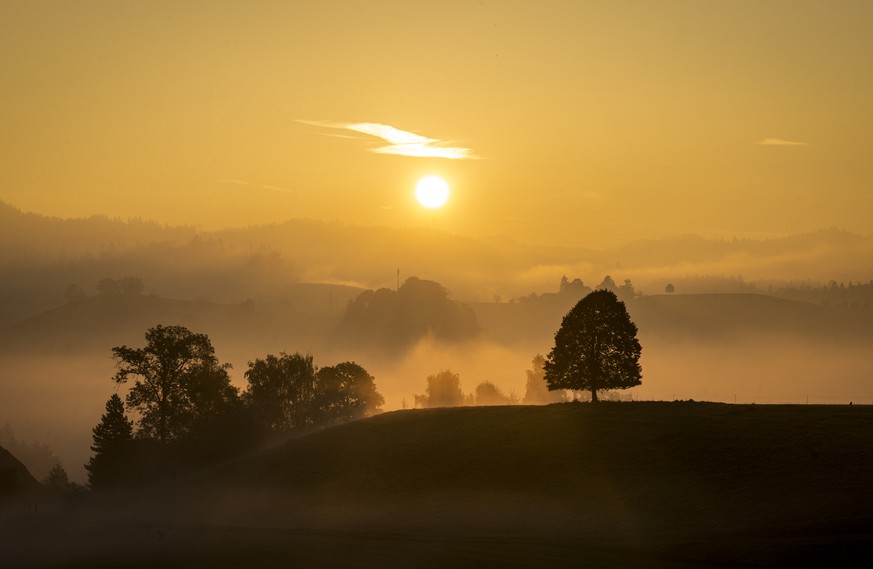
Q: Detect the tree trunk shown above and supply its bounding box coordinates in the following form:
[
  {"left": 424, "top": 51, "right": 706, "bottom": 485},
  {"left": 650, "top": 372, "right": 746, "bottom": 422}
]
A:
[
  {"left": 591, "top": 388, "right": 599, "bottom": 403},
  {"left": 160, "top": 389, "right": 167, "bottom": 446}
]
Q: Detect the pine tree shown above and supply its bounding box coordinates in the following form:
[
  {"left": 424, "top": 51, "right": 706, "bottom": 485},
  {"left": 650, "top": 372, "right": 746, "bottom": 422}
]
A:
[{"left": 85, "top": 393, "right": 133, "bottom": 489}]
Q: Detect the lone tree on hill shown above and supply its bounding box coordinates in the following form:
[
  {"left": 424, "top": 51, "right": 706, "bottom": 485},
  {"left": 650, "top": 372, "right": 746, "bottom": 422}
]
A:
[{"left": 544, "top": 290, "right": 642, "bottom": 402}]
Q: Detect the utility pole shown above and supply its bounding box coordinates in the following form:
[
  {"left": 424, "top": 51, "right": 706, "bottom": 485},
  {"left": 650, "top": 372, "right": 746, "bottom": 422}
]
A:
[{"left": 396, "top": 268, "right": 400, "bottom": 291}]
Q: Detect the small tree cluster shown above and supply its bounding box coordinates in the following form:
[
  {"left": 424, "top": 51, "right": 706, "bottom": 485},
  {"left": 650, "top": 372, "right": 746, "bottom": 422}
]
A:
[
  {"left": 414, "top": 371, "right": 517, "bottom": 408},
  {"left": 88, "top": 325, "right": 384, "bottom": 488},
  {"left": 244, "top": 353, "right": 384, "bottom": 432},
  {"left": 339, "top": 277, "right": 479, "bottom": 353},
  {"left": 474, "top": 381, "right": 516, "bottom": 406},
  {"left": 415, "top": 370, "right": 465, "bottom": 408}
]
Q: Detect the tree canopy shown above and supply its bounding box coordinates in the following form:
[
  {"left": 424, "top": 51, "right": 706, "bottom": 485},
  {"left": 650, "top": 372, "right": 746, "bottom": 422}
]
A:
[
  {"left": 244, "top": 352, "right": 318, "bottom": 431},
  {"left": 244, "top": 353, "right": 383, "bottom": 432},
  {"left": 415, "top": 370, "right": 465, "bottom": 408},
  {"left": 111, "top": 324, "right": 237, "bottom": 444},
  {"left": 315, "top": 362, "right": 384, "bottom": 425},
  {"left": 544, "top": 290, "right": 642, "bottom": 402},
  {"left": 340, "top": 277, "right": 479, "bottom": 353},
  {"left": 474, "top": 381, "right": 513, "bottom": 406}
]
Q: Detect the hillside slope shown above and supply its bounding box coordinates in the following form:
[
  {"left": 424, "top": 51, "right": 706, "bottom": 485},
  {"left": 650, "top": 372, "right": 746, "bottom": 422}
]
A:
[
  {"left": 0, "top": 446, "right": 41, "bottom": 509},
  {"left": 7, "top": 403, "right": 871, "bottom": 568}
]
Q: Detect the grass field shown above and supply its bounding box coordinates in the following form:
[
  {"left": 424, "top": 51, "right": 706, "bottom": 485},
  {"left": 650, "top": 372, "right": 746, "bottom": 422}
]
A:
[{"left": 4, "top": 402, "right": 873, "bottom": 567}]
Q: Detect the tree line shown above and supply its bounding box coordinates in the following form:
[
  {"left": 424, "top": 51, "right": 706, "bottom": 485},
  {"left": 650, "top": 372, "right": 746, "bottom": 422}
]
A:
[
  {"left": 86, "top": 289, "right": 643, "bottom": 489},
  {"left": 86, "top": 324, "right": 383, "bottom": 490},
  {"left": 412, "top": 357, "right": 565, "bottom": 409}
]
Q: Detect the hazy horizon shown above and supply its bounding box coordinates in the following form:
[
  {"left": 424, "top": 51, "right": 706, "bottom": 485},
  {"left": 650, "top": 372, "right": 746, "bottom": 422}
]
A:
[
  {"left": 3, "top": 1, "right": 873, "bottom": 248},
  {"left": 2, "top": 199, "right": 872, "bottom": 483}
]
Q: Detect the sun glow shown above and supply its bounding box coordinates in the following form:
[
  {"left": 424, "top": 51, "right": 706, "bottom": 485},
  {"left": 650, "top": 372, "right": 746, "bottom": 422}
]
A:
[{"left": 415, "top": 176, "right": 450, "bottom": 209}]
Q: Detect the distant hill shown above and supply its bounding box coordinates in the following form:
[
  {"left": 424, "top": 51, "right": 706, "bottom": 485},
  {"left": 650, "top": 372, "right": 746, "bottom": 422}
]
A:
[
  {"left": 630, "top": 293, "right": 872, "bottom": 342},
  {"left": 9, "top": 288, "right": 868, "bottom": 360},
  {"left": 0, "top": 287, "right": 361, "bottom": 357},
  {"left": 472, "top": 292, "right": 873, "bottom": 347},
  {"left": 3, "top": 200, "right": 873, "bottom": 326}
]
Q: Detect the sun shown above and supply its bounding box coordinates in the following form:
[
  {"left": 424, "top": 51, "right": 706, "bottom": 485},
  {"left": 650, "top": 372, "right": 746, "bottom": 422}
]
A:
[{"left": 415, "top": 176, "right": 450, "bottom": 209}]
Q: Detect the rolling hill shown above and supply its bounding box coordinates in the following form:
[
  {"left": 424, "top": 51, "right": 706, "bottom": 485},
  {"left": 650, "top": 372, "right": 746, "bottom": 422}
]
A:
[
  {"left": 472, "top": 291, "right": 873, "bottom": 347},
  {"left": 0, "top": 285, "right": 361, "bottom": 358},
  {"left": 4, "top": 403, "right": 872, "bottom": 568}
]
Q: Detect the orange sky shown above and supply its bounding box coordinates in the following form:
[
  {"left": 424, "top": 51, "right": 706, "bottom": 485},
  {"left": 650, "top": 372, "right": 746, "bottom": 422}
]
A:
[{"left": 1, "top": 1, "right": 871, "bottom": 247}]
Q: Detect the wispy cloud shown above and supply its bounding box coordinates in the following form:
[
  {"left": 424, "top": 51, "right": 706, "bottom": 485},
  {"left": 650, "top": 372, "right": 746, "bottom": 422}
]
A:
[
  {"left": 217, "top": 179, "right": 300, "bottom": 194},
  {"left": 756, "top": 138, "right": 809, "bottom": 147},
  {"left": 298, "top": 120, "right": 476, "bottom": 159}
]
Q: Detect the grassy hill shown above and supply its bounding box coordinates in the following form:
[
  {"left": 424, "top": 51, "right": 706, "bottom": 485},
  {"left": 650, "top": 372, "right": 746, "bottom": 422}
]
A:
[{"left": 5, "top": 403, "right": 873, "bottom": 567}]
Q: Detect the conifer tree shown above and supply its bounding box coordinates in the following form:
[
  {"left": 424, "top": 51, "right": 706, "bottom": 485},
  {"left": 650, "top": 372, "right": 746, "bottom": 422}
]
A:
[{"left": 85, "top": 393, "right": 133, "bottom": 489}]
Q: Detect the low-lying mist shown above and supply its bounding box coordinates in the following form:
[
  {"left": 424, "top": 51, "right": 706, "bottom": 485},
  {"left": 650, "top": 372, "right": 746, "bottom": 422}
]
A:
[
  {"left": 2, "top": 203, "right": 873, "bottom": 484},
  {"left": 3, "top": 321, "right": 871, "bottom": 484}
]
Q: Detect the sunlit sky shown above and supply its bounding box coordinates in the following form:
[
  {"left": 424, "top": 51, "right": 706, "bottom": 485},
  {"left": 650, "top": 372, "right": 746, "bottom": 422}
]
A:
[{"left": 2, "top": 1, "right": 871, "bottom": 247}]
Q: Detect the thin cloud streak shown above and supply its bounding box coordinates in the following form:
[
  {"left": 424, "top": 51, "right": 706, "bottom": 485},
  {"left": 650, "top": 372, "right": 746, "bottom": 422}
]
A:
[
  {"left": 757, "top": 138, "right": 809, "bottom": 146},
  {"left": 298, "top": 120, "right": 476, "bottom": 159}
]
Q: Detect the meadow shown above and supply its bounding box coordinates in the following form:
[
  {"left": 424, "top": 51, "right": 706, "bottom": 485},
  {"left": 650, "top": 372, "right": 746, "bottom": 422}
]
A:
[{"left": 4, "top": 402, "right": 872, "bottom": 568}]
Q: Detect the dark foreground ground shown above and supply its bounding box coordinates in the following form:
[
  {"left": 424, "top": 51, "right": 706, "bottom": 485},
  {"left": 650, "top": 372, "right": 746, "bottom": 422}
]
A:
[{"left": 3, "top": 402, "right": 873, "bottom": 568}]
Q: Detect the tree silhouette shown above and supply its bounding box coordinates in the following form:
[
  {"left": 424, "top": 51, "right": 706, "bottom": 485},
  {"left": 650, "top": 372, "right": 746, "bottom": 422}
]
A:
[
  {"left": 544, "top": 290, "right": 642, "bottom": 402},
  {"left": 618, "top": 278, "right": 636, "bottom": 301},
  {"left": 244, "top": 354, "right": 384, "bottom": 432},
  {"left": 112, "top": 325, "right": 235, "bottom": 445},
  {"left": 315, "top": 362, "right": 384, "bottom": 425},
  {"left": 523, "top": 354, "right": 563, "bottom": 404},
  {"left": 474, "top": 381, "right": 512, "bottom": 406},
  {"left": 596, "top": 275, "right": 618, "bottom": 292},
  {"left": 85, "top": 394, "right": 133, "bottom": 489},
  {"left": 415, "top": 370, "right": 465, "bottom": 408},
  {"left": 244, "top": 352, "right": 317, "bottom": 431},
  {"left": 43, "top": 464, "right": 70, "bottom": 487},
  {"left": 340, "top": 277, "right": 479, "bottom": 353}
]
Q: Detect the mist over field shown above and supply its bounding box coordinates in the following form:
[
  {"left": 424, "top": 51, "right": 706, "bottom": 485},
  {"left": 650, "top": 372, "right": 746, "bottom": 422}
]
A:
[{"left": 1, "top": 203, "right": 872, "bottom": 483}]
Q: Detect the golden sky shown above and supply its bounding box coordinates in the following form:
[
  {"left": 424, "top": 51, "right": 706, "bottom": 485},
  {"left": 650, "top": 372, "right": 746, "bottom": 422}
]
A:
[{"left": 1, "top": 1, "right": 871, "bottom": 247}]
